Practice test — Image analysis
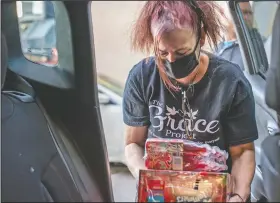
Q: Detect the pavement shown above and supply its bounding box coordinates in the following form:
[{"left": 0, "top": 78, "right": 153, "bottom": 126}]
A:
[{"left": 110, "top": 166, "right": 137, "bottom": 202}]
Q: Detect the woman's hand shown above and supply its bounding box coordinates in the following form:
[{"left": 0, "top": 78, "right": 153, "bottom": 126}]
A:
[
  {"left": 228, "top": 194, "right": 244, "bottom": 202},
  {"left": 124, "top": 125, "right": 148, "bottom": 179}
]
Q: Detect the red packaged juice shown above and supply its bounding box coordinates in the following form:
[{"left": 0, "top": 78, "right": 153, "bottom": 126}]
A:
[
  {"left": 137, "top": 169, "right": 230, "bottom": 202},
  {"left": 144, "top": 138, "right": 184, "bottom": 171},
  {"left": 144, "top": 138, "right": 228, "bottom": 172}
]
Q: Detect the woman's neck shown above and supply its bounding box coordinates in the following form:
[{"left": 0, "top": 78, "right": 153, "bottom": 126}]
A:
[{"left": 176, "top": 53, "right": 209, "bottom": 86}]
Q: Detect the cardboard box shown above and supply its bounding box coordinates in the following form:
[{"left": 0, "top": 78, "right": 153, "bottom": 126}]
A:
[{"left": 137, "top": 169, "right": 230, "bottom": 202}]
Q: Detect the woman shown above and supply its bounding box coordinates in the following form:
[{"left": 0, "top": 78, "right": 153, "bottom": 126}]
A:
[{"left": 123, "top": 1, "right": 258, "bottom": 202}]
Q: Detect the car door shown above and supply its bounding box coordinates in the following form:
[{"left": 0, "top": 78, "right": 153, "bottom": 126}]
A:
[
  {"left": 228, "top": 1, "right": 279, "bottom": 201},
  {"left": 2, "top": 1, "right": 113, "bottom": 201}
]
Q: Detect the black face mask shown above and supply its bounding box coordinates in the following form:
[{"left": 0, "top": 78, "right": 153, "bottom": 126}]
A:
[{"left": 164, "top": 45, "right": 200, "bottom": 79}]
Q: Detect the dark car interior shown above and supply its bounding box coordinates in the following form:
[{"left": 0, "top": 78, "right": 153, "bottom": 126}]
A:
[
  {"left": 2, "top": 1, "right": 113, "bottom": 202},
  {"left": 2, "top": 33, "right": 83, "bottom": 202}
]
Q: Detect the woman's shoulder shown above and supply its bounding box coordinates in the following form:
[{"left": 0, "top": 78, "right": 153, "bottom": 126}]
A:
[
  {"left": 208, "top": 54, "right": 249, "bottom": 83},
  {"left": 207, "top": 54, "right": 253, "bottom": 101},
  {"left": 207, "top": 55, "right": 254, "bottom": 112},
  {"left": 129, "top": 56, "right": 157, "bottom": 76},
  {"left": 123, "top": 57, "right": 160, "bottom": 103},
  {"left": 127, "top": 56, "right": 159, "bottom": 84}
]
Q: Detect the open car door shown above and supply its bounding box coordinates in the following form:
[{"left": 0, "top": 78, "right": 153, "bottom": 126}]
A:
[
  {"left": 2, "top": 1, "right": 114, "bottom": 202},
  {"left": 228, "top": 1, "right": 279, "bottom": 202}
]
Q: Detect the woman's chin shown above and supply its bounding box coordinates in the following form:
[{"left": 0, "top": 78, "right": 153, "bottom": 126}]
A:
[
  {"left": 175, "top": 77, "right": 188, "bottom": 85},
  {"left": 175, "top": 67, "right": 200, "bottom": 85}
]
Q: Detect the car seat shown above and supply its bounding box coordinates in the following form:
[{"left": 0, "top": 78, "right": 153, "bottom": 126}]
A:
[{"left": 1, "top": 32, "right": 82, "bottom": 202}]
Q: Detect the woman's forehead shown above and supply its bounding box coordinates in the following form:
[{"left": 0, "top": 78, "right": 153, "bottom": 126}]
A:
[{"left": 158, "top": 28, "right": 196, "bottom": 51}]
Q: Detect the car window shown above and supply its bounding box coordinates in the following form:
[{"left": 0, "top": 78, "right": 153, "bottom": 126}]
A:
[
  {"left": 16, "top": 1, "right": 58, "bottom": 67},
  {"left": 97, "top": 74, "right": 124, "bottom": 97},
  {"left": 238, "top": 1, "right": 278, "bottom": 75}
]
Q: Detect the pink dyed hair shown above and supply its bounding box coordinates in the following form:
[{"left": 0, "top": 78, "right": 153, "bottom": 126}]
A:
[{"left": 131, "top": 1, "right": 225, "bottom": 91}]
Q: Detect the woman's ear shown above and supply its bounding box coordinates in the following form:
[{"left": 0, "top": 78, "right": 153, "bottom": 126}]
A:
[{"left": 200, "top": 28, "right": 206, "bottom": 46}]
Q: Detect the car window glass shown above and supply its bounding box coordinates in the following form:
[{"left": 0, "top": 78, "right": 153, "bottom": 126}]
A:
[
  {"left": 239, "top": 1, "right": 278, "bottom": 74},
  {"left": 16, "top": 1, "right": 58, "bottom": 67}
]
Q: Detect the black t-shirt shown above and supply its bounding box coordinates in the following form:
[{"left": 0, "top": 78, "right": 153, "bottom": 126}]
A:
[{"left": 123, "top": 54, "right": 258, "bottom": 172}]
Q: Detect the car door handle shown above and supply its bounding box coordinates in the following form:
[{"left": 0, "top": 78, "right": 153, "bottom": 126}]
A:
[{"left": 267, "top": 121, "right": 279, "bottom": 135}]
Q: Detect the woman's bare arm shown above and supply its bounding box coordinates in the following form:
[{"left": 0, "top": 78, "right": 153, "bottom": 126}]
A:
[
  {"left": 124, "top": 125, "right": 148, "bottom": 179},
  {"left": 228, "top": 142, "right": 256, "bottom": 202}
]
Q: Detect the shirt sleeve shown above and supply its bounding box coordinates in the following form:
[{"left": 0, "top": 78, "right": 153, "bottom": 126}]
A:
[
  {"left": 122, "top": 68, "right": 150, "bottom": 127},
  {"left": 224, "top": 79, "right": 259, "bottom": 146}
]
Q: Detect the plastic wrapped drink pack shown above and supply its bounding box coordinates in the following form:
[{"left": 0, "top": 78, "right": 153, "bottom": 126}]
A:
[{"left": 144, "top": 138, "right": 228, "bottom": 172}]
